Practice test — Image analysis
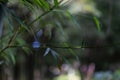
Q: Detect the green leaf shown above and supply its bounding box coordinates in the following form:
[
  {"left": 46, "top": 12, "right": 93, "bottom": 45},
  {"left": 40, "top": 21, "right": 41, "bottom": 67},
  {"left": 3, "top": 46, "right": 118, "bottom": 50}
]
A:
[
  {"left": 35, "top": 0, "right": 42, "bottom": 7},
  {"left": 1, "top": 52, "right": 8, "bottom": 61},
  {"left": 54, "top": 0, "right": 59, "bottom": 6},
  {"left": 93, "top": 16, "right": 101, "bottom": 31},
  {"left": 53, "top": 9, "right": 81, "bottom": 29},
  {"left": 2, "top": 3, "right": 13, "bottom": 30},
  {"left": 16, "top": 37, "right": 32, "bottom": 54},
  {"left": 63, "top": 43, "right": 77, "bottom": 57},
  {"left": 16, "top": 37, "right": 26, "bottom": 45},
  {"left": 2, "top": 49, "right": 16, "bottom": 65},
  {"left": 40, "top": 0, "right": 50, "bottom": 10},
  {"left": 44, "top": 47, "right": 51, "bottom": 56},
  {"left": 22, "top": 47, "right": 32, "bottom": 54},
  {"left": 10, "top": 10, "right": 31, "bottom": 33},
  {"left": 34, "top": 0, "right": 50, "bottom": 10},
  {"left": 8, "top": 49, "right": 16, "bottom": 65},
  {"left": 9, "top": 53, "right": 15, "bottom": 65},
  {"left": 55, "top": 21, "right": 65, "bottom": 36},
  {"left": 21, "top": 0, "right": 35, "bottom": 11},
  {"left": 51, "top": 49, "right": 59, "bottom": 59},
  {"left": 65, "top": 11, "right": 81, "bottom": 29}
]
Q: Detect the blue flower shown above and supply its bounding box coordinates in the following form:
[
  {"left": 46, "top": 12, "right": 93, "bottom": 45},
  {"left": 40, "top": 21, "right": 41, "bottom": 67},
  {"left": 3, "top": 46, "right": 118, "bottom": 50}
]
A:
[
  {"left": 32, "top": 29, "right": 43, "bottom": 49},
  {"left": 32, "top": 40, "right": 41, "bottom": 48}
]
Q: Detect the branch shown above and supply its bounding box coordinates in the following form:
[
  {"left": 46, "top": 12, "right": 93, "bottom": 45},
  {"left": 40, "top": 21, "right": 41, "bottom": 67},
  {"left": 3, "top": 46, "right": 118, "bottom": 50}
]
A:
[
  {"left": 0, "top": 45, "right": 26, "bottom": 54},
  {"left": 0, "top": 41, "right": 120, "bottom": 54}
]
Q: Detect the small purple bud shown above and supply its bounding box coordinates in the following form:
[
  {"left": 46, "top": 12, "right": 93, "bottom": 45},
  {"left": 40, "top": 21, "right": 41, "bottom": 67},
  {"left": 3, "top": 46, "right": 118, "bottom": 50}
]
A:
[{"left": 32, "top": 40, "right": 41, "bottom": 48}]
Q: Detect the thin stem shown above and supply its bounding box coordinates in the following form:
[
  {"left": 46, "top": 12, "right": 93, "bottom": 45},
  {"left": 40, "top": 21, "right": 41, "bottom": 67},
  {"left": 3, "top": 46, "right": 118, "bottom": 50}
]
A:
[
  {"left": 0, "top": 45, "right": 27, "bottom": 54},
  {"left": 0, "top": 41, "right": 120, "bottom": 54},
  {"left": 0, "top": 45, "right": 19, "bottom": 54},
  {"left": 0, "top": 27, "right": 20, "bottom": 54},
  {"left": 28, "top": 6, "right": 56, "bottom": 26},
  {"left": 8, "top": 26, "right": 20, "bottom": 45},
  {"left": 28, "top": 0, "right": 63, "bottom": 26},
  {"left": 0, "top": 1, "right": 64, "bottom": 54}
]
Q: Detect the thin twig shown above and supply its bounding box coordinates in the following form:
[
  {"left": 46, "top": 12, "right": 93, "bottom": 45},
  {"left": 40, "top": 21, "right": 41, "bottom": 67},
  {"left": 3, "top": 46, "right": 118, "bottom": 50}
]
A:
[
  {"left": 28, "top": 0, "right": 63, "bottom": 26},
  {"left": 0, "top": 1, "right": 64, "bottom": 54},
  {"left": 28, "top": 6, "right": 55, "bottom": 26},
  {"left": 0, "top": 45, "right": 26, "bottom": 54},
  {"left": 0, "top": 41, "right": 120, "bottom": 54},
  {"left": 0, "top": 27, "right": 20, "bottom": 54},
  {"left": 8, "top": 26, "right": 20, "bottom": 45}
]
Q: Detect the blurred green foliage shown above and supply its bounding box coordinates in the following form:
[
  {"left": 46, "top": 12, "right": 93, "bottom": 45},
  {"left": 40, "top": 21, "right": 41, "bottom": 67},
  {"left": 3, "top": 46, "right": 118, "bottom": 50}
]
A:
[
  {"left": 0, "top": 0, "right": 85, "bottom": 66},
  {"left": 0, "top": 1, "right": 120, "bottom": 80}
]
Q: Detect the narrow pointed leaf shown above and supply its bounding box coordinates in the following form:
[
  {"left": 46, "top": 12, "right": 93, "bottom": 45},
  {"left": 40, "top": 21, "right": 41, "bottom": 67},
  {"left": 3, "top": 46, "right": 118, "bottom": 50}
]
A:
[
  {"left": 9, "top": 53, "right": 15, "bottom": 65},
  {"left": 54, "top": 0, "right": 59, "bottom": 6},
  {"left": 10, "top": 10, "right": 31, "bottom": 32},
  {"left": 93, "top": 16, "right": 101, "bottom": 31},
  {"left": 55, "top": 21, "right": 65, "bottom": 36},
  {"left": 22, "top": 47, "right": 33, "bottom": 54},
  {"left": 7, "top": 49, "right": 16, "bottom": 65},
  {"left": 44, "top": 47, "right": 51, "bottom": 56},
  {"left": 51, "top": 49, "right": 59, "bottom": 59},
  {"left": 21, "top": 0, "right": 35, "bottom": 11},
  {"left": 53, "top": 9, "right": 81, "bottom": 29},
  {"left": 2, "top": 4, "right": 13, "bottom": 30},
  {"left": 40, "top": 0, "right": 50, "bottom": 10},
  {"left": 63, "top": 43, "right": 76, "bottom": 56}
]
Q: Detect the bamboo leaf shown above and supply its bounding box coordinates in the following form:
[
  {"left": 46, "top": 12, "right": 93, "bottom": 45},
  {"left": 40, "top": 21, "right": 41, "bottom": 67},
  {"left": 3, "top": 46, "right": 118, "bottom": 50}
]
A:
[
  {"left": 3, "top": 49, "right": 16, "bottom": 65},
  {"left": 63, "top": 43, "right": 77, "bottom": 57},
  {"left": 53, "top": 9, "right": 81, "bottom": 29},
  {"left": 1, "top": 52, "right": 7, "bottom": 62},
  {"left": 22, "top": 47, "right": 32, "bottom": 54},
  {"left": 2, "top": 4, "right": 13, "bottom": 30},
  {"left": 44, "top": 47, "right": 51, "bottom": 56},
  {"left": 8, "top": 49, "right": 16, "bottom": 65},
  {"left": 51, "top": 49, "right": 59, "bottom": 59},
  {"left": 21, "top": 0, "right": 35, "bottom": 11},
  {"left": 55, "top": 21, "right": 65, "bottom": 36},
  {"left": 65, "top": 11, "right": 81, "bottom": 29},
  {"left": 34, "top": 0, "right": 50, "bottom": 10},
  {"left": 54, "top": 0, "right": 59, "bottom": 6},
  {"left": 93, "top": 16, "right": 101, "bottom": 31},
  {"left": 16, "top": 37, "right": 26, "bottom": 45},
  {"left": 39, "top": 0, "right": 50, "bottom": 10},
  {"left": 10, "top": 9, "right": 31, "bottom": 33},
  {"left": 35, "top": 0, "right": 42, "bottom": 7},
  {"left": 9, "top": 53, "right": 15, "bottom": 65}
]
